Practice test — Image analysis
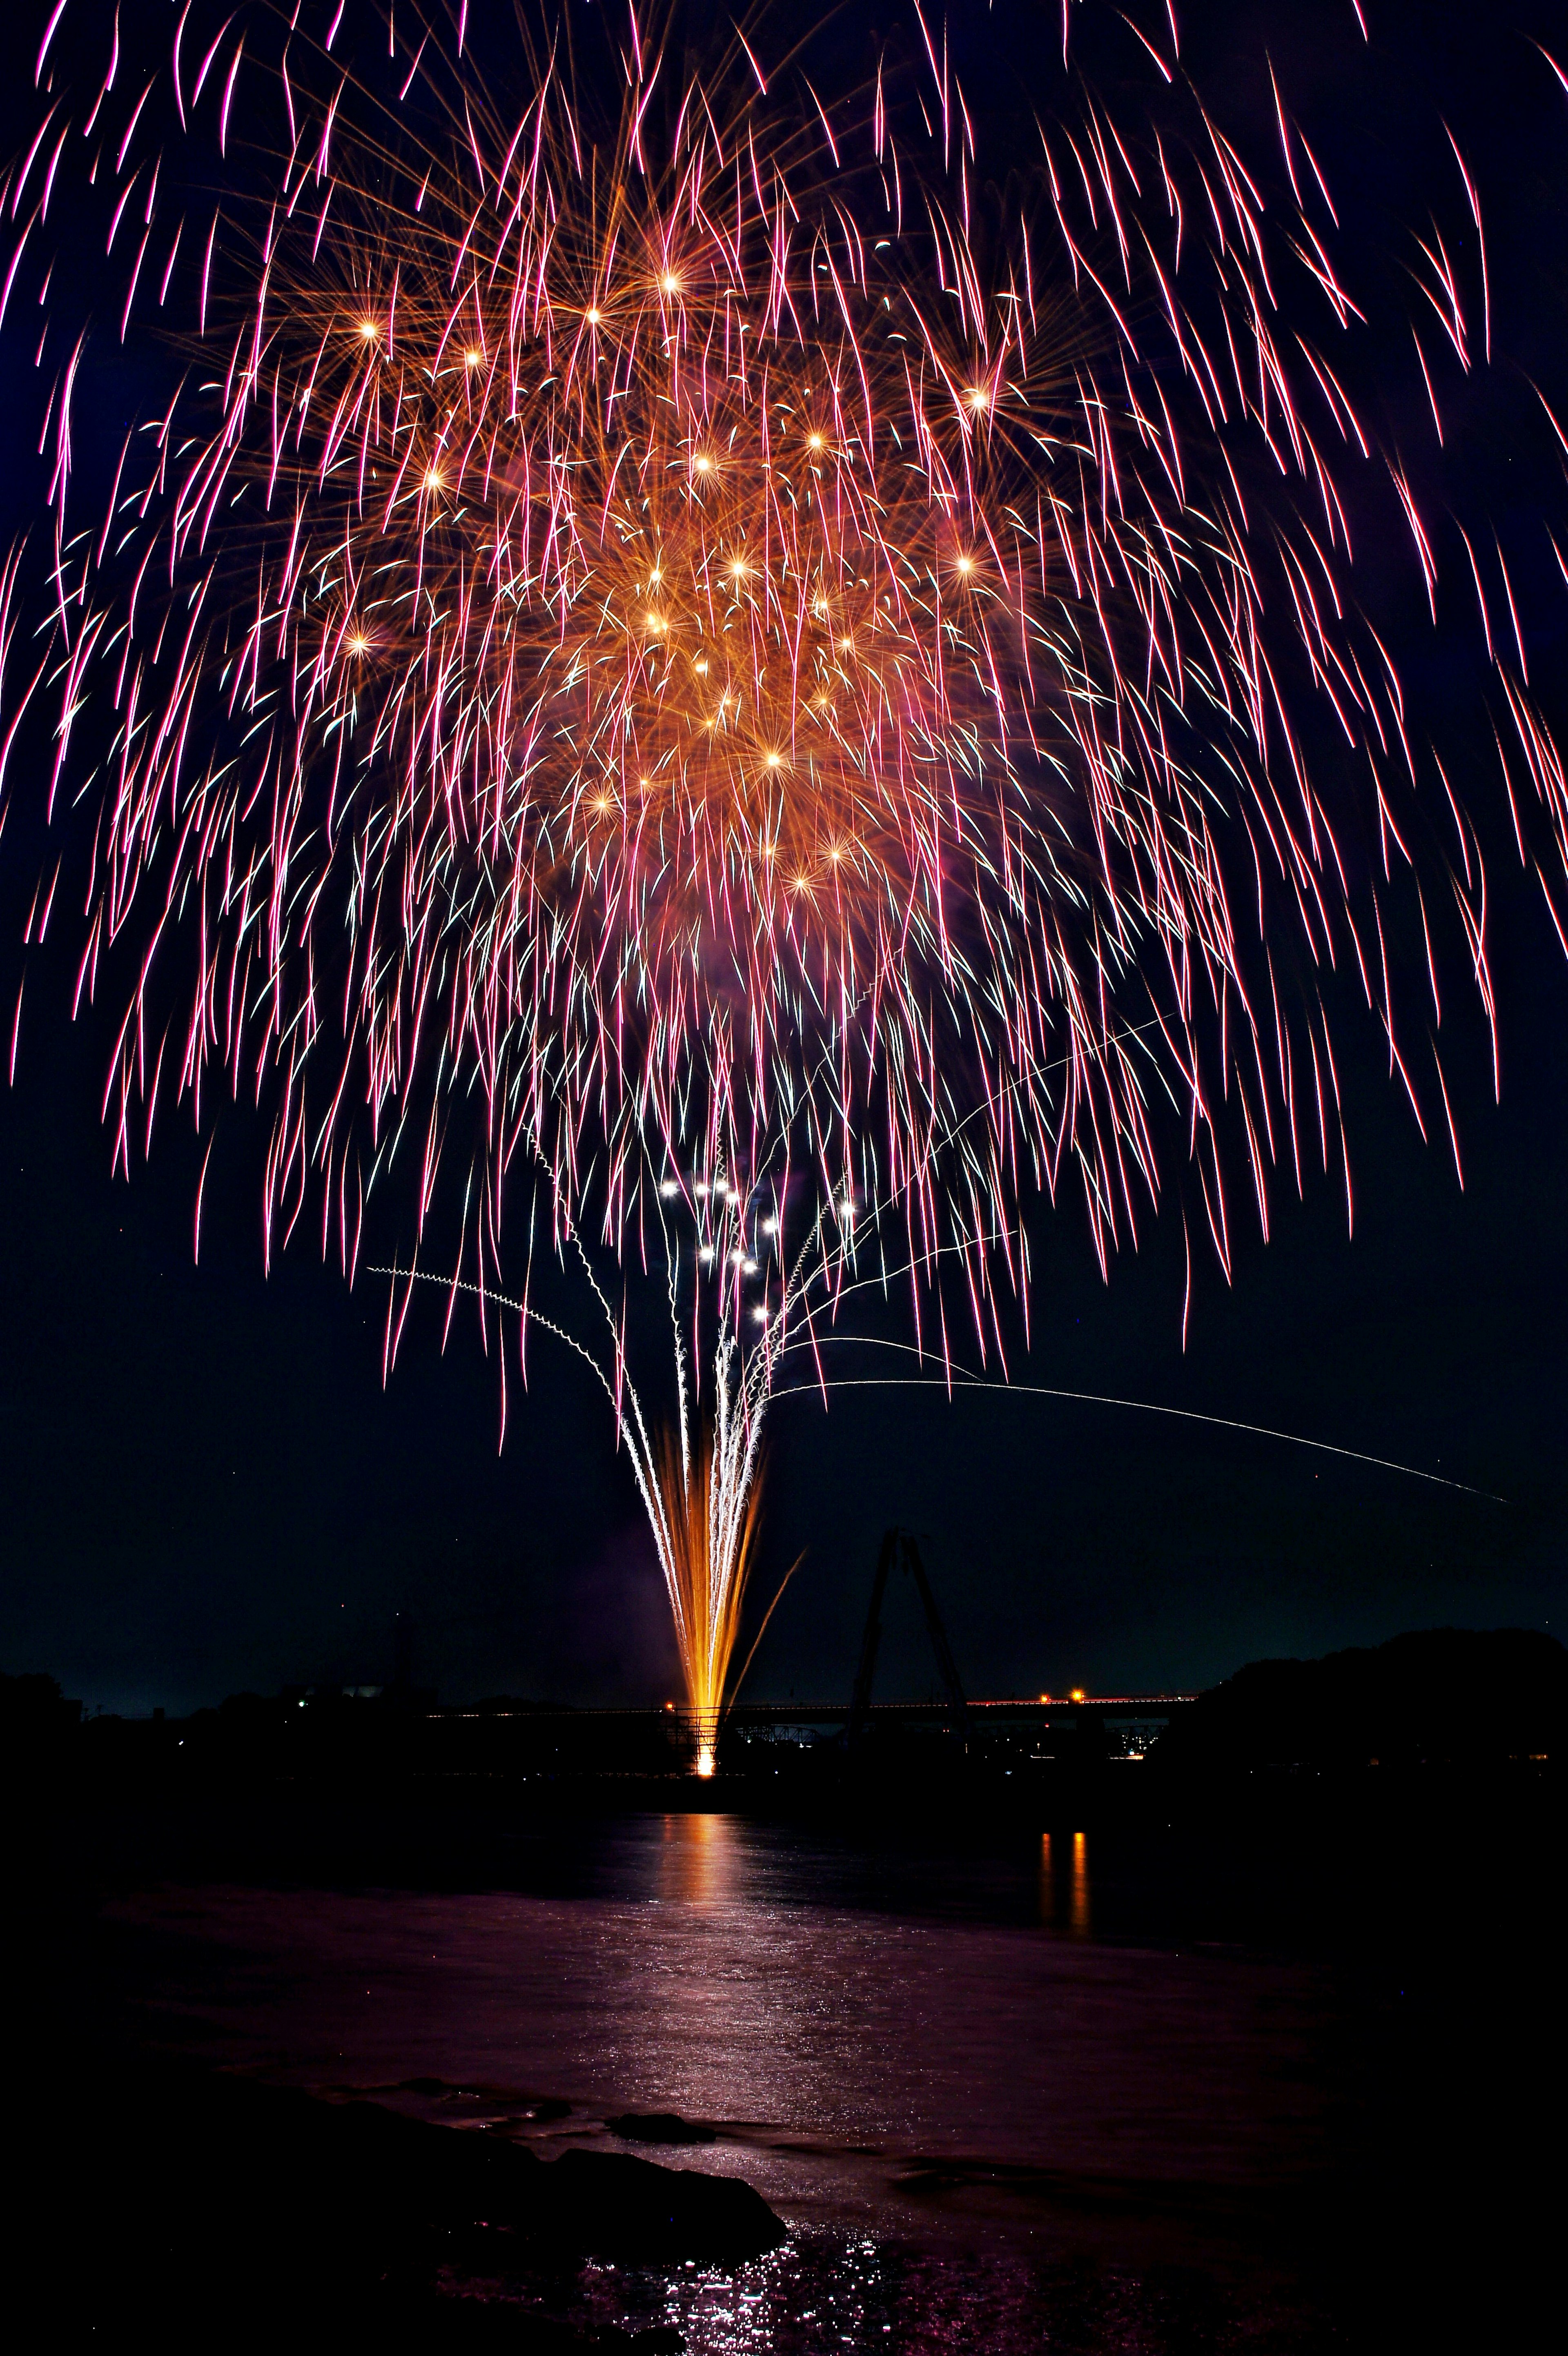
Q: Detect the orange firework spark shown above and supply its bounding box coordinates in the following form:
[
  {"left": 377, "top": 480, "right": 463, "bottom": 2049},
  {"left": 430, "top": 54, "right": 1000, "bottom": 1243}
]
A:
[{"left": 245, "top": 41, "right": 1062, "bottom": 1251}]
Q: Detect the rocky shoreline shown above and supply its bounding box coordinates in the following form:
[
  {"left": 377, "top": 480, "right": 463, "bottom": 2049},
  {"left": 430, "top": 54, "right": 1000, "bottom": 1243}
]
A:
[{"left": 21, "top": 2058, "right": 783, "bottom": 2343}]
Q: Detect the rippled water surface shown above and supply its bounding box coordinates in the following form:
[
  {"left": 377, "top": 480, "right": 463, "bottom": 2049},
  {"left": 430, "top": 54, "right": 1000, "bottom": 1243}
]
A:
[{"left": 105, "top": 1810, "right": 1365, "bottom": 2347}]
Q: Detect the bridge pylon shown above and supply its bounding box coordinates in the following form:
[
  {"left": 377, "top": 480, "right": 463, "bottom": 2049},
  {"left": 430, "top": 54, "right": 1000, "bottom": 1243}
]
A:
[{"left": 846, "top": 1529, "right": 969, "bottom": 1753}]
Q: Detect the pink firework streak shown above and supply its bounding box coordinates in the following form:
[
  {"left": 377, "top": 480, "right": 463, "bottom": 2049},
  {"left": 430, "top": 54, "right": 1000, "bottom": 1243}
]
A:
[{"left": 4, "top": 2, "right": 1567, "bottom": 1727}]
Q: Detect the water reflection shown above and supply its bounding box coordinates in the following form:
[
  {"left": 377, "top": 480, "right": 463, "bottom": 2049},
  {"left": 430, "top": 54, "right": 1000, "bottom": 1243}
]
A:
[
  {"left": 581, "top": 2220, "right": 1316, "bottom": 2354},
  {"left": 579, "top": 2234, "right": 900, "bottom": 2354},
  {"left": 660, "top": 1810, "right": 739, "bottom": 1908},
  {"left": 1038, "top": 1830, "right": 1091, "bottom": 1934},
  {"left": 1071, "top": 1830, "right": 1091, "bottom": 1935},
  {"left": 106, "top": 1815, "right": 1337, "bottom": 2349}
]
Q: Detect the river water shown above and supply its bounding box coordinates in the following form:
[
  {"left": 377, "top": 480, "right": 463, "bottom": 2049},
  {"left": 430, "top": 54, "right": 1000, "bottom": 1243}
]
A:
[{"left": 94, "top": 1801, "right": 1555, "bottom": 2348}]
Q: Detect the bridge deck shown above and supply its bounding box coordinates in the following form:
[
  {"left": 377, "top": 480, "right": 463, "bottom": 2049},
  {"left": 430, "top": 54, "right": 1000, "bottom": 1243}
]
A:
[{"left": 433, "top": 1695, "right": 1195, "bottom": 1726}]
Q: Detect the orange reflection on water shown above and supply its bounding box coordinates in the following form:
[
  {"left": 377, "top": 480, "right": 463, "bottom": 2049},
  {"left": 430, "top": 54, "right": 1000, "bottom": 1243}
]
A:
[
  {"left": 1039, "top": 1830, "right": 1091, "bottom": 1934},
  {"left": 659, "top": 1811, "right": 736, "bottom": 1909},
  {"left": 1071, "top": 1830, "right": 1090, "bottom": 1936}
]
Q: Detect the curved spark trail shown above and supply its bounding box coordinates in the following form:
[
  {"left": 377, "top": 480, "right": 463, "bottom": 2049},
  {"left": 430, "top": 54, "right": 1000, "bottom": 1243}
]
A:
[
  {"left": 3, "top": 2, "right": 1564, "bottom": 1733},
  {"left": 768, "top": 1375, "right": 1506, "bottom": 1502}
]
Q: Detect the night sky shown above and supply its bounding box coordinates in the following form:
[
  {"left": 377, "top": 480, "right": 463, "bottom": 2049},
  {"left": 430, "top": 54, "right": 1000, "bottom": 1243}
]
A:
[{"left": 1, "top": 0, "right": 1565, "bottom": 1717}]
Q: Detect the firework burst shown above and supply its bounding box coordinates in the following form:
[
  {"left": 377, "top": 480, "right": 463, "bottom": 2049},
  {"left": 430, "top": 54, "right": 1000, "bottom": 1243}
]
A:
[{"left": 5, "top": 1, "right": 1567, "bottom": 1735}]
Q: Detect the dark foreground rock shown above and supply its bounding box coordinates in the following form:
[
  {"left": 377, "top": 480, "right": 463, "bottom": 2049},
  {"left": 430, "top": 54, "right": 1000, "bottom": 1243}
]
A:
[
  {"left": 20, "top": 2060, "right": 783, "bottom": 2341},
  {"left": 606, "top": 2109, "right": 718, "bottom": 2146},
  {"left": 252, "top": 2081, "right": 777, "bottom": 2258},
  {"left": 553, "top": 2147, "right": 771, "bottom": 2251}
]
